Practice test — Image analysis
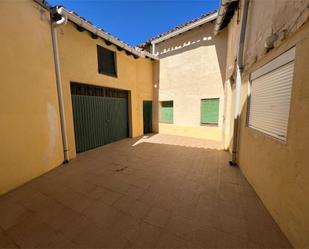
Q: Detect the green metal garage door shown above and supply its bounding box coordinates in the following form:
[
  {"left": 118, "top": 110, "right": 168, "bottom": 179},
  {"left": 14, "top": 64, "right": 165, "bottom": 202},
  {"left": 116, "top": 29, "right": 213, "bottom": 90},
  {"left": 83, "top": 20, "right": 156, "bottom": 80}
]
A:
[{"left": 71, "top": 83, "right": 128, "bottom": 153}]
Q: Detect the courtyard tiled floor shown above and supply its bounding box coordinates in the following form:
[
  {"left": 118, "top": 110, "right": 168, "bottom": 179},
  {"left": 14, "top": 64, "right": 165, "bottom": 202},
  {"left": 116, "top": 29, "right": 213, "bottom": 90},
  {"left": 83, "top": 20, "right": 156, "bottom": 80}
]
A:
[{"left": 0, "top": 134, "right": 291, "bottom": 248}]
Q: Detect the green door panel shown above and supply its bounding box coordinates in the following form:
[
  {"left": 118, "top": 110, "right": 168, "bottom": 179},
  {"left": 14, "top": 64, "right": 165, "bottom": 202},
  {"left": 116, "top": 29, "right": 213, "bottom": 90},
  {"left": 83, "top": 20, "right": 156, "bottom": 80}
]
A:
[{"left": 143, "top": 101, "right": 152, "bottom": 134}]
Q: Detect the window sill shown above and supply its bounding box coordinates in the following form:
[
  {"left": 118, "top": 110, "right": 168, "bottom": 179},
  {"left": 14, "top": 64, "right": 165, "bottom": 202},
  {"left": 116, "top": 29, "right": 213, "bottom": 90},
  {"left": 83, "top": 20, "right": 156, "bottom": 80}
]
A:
[
  {"left": 98, "top": 71, "right": 118, "bottom": 78},
  {"left": 200, "top": 123, "right": 218, "bottom": 127}
]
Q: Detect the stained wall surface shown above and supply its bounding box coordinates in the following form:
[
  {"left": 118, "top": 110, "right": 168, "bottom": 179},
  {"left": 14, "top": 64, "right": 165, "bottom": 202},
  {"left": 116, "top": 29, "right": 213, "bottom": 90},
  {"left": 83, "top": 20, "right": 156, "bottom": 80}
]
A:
[{"left": 0, "top": 0, "right": 64, "bottom": 194}]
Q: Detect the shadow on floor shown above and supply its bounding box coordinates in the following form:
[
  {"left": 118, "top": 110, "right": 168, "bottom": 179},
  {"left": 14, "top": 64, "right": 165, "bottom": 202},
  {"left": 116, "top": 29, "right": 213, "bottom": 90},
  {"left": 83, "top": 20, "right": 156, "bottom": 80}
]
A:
[
  {"left": 132, "top": 133, "right": 223, "bottom": 150},
  {"left": 0, "top": 135, "right": 291, "bottom": 248}
]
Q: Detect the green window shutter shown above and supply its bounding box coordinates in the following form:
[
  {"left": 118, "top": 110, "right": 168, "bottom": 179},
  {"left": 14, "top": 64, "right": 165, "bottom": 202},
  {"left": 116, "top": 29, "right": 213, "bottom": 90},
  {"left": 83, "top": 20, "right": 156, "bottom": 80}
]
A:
[
  {"left": 97, "top": 45, "right": 117, "bottom": 77},
  {"left": 201, "top": 98, "right": 219, "bottom": 124},
  {"left": 160, "top": 101, "right": 173, "bottom": 123}
]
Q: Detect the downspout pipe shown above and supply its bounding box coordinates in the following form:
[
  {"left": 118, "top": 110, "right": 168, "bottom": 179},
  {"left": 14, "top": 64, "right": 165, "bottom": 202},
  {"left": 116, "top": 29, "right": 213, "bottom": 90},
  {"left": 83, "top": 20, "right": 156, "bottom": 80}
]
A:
[
  {"left": 50, "top": 8, "right": 70, "bottom": 163},
  {"left": 229, "top": 0, "right": 249, "bottom": 166},
  {"left": 151, "top": 42, "right": 156, "bottom": 55}
]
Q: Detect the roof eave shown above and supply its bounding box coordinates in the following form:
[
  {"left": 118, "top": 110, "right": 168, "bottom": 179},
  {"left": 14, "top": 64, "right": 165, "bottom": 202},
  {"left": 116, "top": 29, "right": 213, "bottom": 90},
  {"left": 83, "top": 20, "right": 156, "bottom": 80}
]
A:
[
  {"left": 33, "top": 0, "right": 51, "bottom": 10},
  {"left": 214, "top": 0, "right": 239, "bottom": 35},
  {"left": 151, "top": 12, "right": 218, "bottom": 45},
  {"left": 57, "top": 7, "right": 158, "bottom": 60}
]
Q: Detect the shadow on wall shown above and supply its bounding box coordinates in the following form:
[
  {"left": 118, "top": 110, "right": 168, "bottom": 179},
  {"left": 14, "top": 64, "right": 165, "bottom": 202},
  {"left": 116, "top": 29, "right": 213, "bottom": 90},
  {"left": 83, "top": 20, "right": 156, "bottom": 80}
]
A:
[
  {"left": 157, "top": 35, "right": 215, "bottom": 58},
  {"left": 214, "top": 29, "right": 228, "bottom": 85},
  {"left": 156, "top": 25, "right": 228, "bottom": 85}
]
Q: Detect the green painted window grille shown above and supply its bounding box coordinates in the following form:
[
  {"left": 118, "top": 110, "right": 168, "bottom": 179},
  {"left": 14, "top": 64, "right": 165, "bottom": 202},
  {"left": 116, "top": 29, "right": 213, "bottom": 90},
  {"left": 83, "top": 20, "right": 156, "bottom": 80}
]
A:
[
  {"left": 201, "top": 98, "right": 220, "bottom": 125},
  {"left": 160, "top": 101, "right": 173, "bottom": 123}
]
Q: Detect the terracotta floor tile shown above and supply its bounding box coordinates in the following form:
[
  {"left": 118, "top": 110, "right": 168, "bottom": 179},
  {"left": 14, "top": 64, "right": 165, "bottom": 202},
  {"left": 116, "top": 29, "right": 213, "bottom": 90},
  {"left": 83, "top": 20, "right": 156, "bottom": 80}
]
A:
[
  {"left": 0, "top": 229, "right": 18, "bottom": 248},
  {"left": 0, "top": 134, "right": 292, "bottom": 248},
  {"left": 191, "top": 226, "right": 218, "bottom": 248},
  {"left": 83, "top": 201, "right": 123, "bottom": 229},
  {"left": 127, "top": 222, "right": 162, "bottom": 248},
  {"left": 165, "top": 215, "right": 195, "bottom": 241},
  {"left": 35, "top": 230, "right": 76, "bottom": 248},
  {"left": 113, "top": 195, "right": 152, "bottom": 220},
  {"left": 89, "top": 186, "right": 123, "bottom": 205},
  {"left": 0, "top": 199, "right": 30, "bottom": 230},
  {"left": 56, "top": 213, "right": 94, "bottom": 241},
  {"left": 71, "top": 223, "right": 113, "bottom": 248},
  {"left": 6, "top": 215, "right": 57, "bottom": 248},
  {"left": 144, "top": 206, "right": 172, "bottom": 228},
  {"left": 108, "top": 213, "right": 140, "bottom": 241},
  {"left": 128, "top": 175, "right": 152, "bottom": 189},
  {"left": 45, "top": 206, "right": 81, "bottom": 231},
  {"left": 125, "top": 184, "right": 146, "bottom": 199},
  {"left": 216, "top": 231, "right": 248, "bottom": 248},
  {"left": 49, "top": 187, "right": 93, "bottom": 213},
  {"left": 101, "top": 177, "right": 132, "bottom": 194},
  {"left": 157, "top": 232, "right": 189, "bottom": 248},
  {"left": 218, "top": 213, "right": 248, "bottom": 240}
]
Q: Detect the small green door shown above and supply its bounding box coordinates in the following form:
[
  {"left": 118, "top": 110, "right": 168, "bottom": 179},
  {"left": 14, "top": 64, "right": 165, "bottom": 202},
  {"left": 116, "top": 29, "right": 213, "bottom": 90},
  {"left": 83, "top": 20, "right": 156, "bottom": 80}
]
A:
[{"left": 143, "top": 101, "right": 152, "bottom": 134}]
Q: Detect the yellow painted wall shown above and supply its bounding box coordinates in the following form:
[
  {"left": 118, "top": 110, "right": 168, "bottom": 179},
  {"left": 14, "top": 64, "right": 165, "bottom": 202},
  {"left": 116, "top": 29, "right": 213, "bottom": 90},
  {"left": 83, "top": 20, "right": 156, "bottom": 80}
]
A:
[
  {"left": 155, "top": 22, "right": 227, "bottom": 142},
  {"left": 221, "top": 6, "right": 241, "bottom": 151},
  {"left": 0, "top": 1, "right": 154, "bottom": 194},
  {"left": 244, "top": 0, "right": 308, "bottom": 68},
  {"left": 223, "top": 1, "right": 309, "bottom": 246},
  {"left": 0, "top": 0, "right": 64, "bottom": 194},
  {"left": 237, "top": 21, "right": 309, "bottom": 248},
  {"left": 57, "top": 22, "right": 154, "bottom": 159}
]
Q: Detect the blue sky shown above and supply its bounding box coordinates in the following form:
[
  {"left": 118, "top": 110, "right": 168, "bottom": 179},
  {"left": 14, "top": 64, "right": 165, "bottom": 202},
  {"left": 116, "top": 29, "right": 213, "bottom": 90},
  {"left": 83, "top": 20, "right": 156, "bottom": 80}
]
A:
[{"left": 48, "top": 0, "right": 220, "bottom": 46}]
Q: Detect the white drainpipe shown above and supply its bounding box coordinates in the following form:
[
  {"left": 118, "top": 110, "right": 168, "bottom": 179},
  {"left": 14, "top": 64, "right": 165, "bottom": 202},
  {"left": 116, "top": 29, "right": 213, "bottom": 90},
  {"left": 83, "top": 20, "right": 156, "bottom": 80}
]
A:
[
  {"left": 151, "top": 41, "right": 156, "bottom": 55},
  {"left": 230, "top": 0, "right": 249, "bottom": 166},
  {"left": 50, "top": 12, "right": 70, "bottom": 163}
]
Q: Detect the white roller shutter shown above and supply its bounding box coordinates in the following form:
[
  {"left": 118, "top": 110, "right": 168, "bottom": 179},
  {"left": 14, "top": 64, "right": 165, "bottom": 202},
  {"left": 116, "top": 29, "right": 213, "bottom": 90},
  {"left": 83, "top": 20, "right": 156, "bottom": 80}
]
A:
[{"left": 248, "top": 48, "right": 295, "bottom": 142}]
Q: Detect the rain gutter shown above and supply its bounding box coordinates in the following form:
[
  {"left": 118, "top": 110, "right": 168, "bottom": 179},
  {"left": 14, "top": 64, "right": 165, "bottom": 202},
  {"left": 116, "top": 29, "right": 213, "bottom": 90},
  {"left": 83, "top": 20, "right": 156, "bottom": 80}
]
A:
[{"left": 56, "top": 7, "right": 157, "bottom": 60}]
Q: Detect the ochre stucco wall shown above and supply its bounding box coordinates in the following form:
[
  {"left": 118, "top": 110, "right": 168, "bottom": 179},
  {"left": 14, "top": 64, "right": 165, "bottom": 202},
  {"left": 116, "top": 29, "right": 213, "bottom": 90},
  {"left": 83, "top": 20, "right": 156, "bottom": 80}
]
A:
[
  {"left": 223, "top": 1, "right": 309, "bottom": 246},
  {"left": 0, "top": 0, "right": 64, "bottom": 194},
  {"left": 221, "top": 3, "right": 242, "bottom": 151},
  {"left": 57, "top": 22, "right": 154, "bottom": 159},
  {"left": 244, "top": 0, "right": 308, "bottom": 68},
  {"left": 0, "top": 1, "right": 154, "bottom": 194},
  {"left": 238, "top": 21, "right": 309, "bottom": 248},
  {"left": 155, "top": 23, "right": 227, "bottom": 143}
]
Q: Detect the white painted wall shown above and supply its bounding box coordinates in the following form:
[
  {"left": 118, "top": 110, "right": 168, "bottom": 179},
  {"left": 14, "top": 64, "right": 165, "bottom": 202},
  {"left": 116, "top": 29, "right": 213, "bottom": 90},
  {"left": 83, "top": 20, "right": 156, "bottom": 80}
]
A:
[{"left": 155, "top": 22, "right": 227, "bottom": 141}]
